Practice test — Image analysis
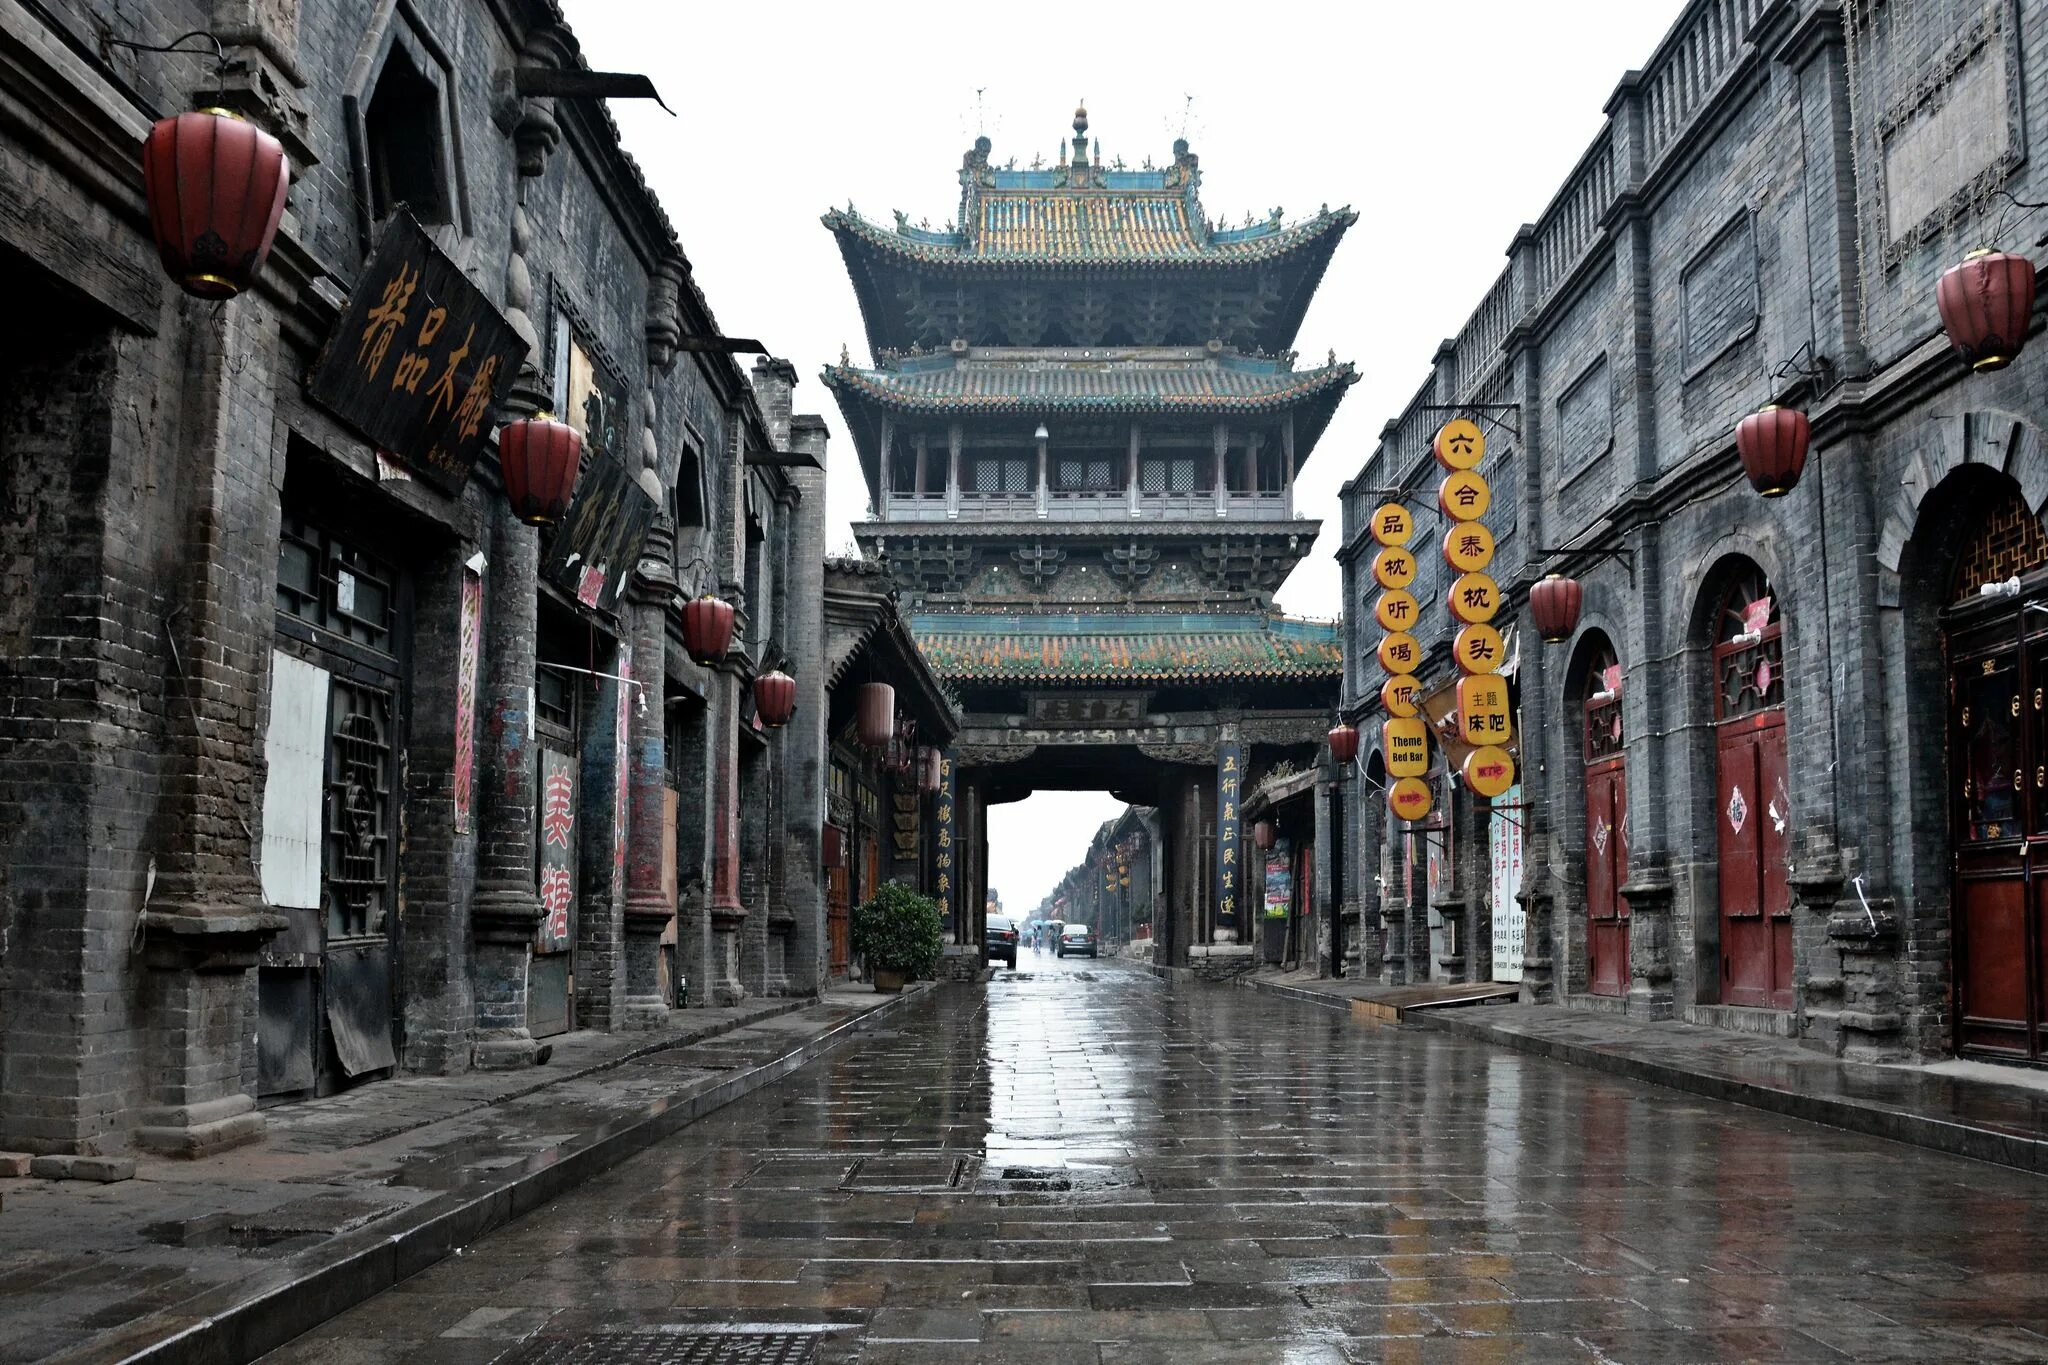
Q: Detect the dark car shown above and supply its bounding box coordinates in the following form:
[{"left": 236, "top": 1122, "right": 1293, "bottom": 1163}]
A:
[
  {"left": 1057, "top": 923, "right": 1097, "bottom": 958},
  {"left": 985, "top": 914, "right": 1019, "bottom": 968}
]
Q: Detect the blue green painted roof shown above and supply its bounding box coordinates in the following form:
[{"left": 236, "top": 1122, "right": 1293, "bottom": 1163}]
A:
[
  {"left": 824, "top": 202, "right": 1354, "bottom": 268},
  {"left": 908, "top": 612, "right": 1342, "bottom": 683},
  {"left": 823, "top": 357, "right": 1357, "bottom": 416}
]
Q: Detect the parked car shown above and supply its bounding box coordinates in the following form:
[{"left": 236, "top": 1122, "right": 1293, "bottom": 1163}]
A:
[
  {"left": 1057, "top": 923, "right": 1097, "bottom": 958},
  {"left": 985, "top": 913, "right": 1019, "bottom": 968}
]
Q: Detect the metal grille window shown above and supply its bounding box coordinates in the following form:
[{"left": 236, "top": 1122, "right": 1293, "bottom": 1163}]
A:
[
  {"left": 537, "top": 666, "right": 574, "bottom": 730},
  {"left": 1171, "top": 458, "right": 1197, "bottom": 493},
  {"left": 972, "top": 458, "right": 1031, "bottom": 493},
  {"left": 1140, "top": 461, "right": 1166, "bottom": 494},
  {"left": 325, "top": 681, "right": 394, "bottom": 939},
  {"left": 277, "top": 516, "right": 397, "bottom": 654},
  {"left": 1057, "top": 458, "right": 1115, "bottom": 491}
]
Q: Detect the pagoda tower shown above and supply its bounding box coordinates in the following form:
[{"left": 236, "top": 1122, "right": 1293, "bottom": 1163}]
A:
[{"left": 823, "top": 107, "right": 1356, "bottom": 963}]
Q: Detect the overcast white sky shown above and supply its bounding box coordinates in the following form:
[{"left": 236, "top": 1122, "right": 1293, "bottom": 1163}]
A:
[{"left": 576, "top": 0, "right": 1685, "bottom": 915}]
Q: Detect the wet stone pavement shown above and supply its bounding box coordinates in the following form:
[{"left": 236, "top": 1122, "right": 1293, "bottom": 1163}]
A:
[{"left": 262, "top": 956, "right": 2048, "bottom": 1364}]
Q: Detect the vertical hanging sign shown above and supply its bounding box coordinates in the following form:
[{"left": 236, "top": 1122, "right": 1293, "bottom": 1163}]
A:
[
  {"left": 1216, "top": 743, "right": 1243, "bottom": 933},
  {"left": 613, "top": 648, "right": 632, "bottom": 888},
  {"left": 1434, "top": 417, "right": 1517, "bottom": 799},
  {"left": 1371, "top": 501, "right": 1433, "bottom": 823},
  {"left": 933, "top": 755, "right": 956, "bottom": 923},
  {"left": 453, "top": 566, "right": 482, "bottom": 835}
]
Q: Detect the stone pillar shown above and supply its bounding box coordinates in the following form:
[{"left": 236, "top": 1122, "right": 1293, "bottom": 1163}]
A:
[
  {"left": 946, "top": 423, "right": 962, "bottom": 520},
  {"left": 737, "top": 739, "right": 772, "bottom": 995},
  {"left": 1619, "top": 875, "right": 1677, "bottom": 1020},
  {"left": 914, "top": 433, "right": 928, "bottom": 496},
  {"left": 1379, "top": 820, "right": 1410, "bottom": 986},
  {"left": 1036, "top": 426, "right": 1050, "bottom": 519},
  {"left": 620, "top": 529, "right": 674, "bottom": 1028},
  {"left": 471, "top": 499, "right": 546, "bottom": 1068},
  {"left": 1281, "top": 414, "right": 1297, "bottom": 519},
  {"left": 706, "top": 665, "right": 747, "bottom": 1004},
  {"left": 877, "top": 417, "right": 893, "bottom": 522},
  {"left": 1212, "top": 422, "right": 1230, "bottom": 518},
  {"left": 135, "top": 298, "right": 287, "bottom": 1155},
  {"left": 1127, "top": 423, "right": 1142, "bottom": 518},
  {"left": 781, "top": 412, "right": 830, "bottom": 996}
]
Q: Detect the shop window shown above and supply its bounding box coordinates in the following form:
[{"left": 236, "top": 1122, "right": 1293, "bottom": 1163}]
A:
[{"left": 363, "top": 45, "right": 451, "bottom": 225}]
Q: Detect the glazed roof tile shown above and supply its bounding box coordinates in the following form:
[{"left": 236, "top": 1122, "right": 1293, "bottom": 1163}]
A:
[
  {"left": 823, "top": 202, "right": 1355, "bottom": 267},
  {"left": 823, "top": 358, "right": 1357, "bottom": 416},
  {"left": 907, "top": 612, "right": 1342, "bottom": 684}
]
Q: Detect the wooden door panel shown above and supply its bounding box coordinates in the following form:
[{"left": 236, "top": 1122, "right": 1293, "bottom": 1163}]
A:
[
  {"left": 1585, "top": 762, "right": 1628, "bottom": 998},
  {"left": 1718, "top": 728, "right": 1773, "bottom": 1006},
  {"left": 1959, "top": 874, "right": 2029, "bottom": 1053}
]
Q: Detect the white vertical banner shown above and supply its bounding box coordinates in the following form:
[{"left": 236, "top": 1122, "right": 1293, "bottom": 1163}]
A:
[
  {"left": 1490, "top": 784, "right": 1526, "bottom": 982},
  {"left": 261, "top": 650, "right": 330, "bottom": 909}
]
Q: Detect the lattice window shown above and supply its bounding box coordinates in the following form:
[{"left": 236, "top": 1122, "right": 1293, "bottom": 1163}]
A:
[
  {"left": 1712, "top": 568, "right": 1784, "bottom": 721},
  {"left": 1171, "top": 458, "right": 1197, "bottom": 493},
  {"left": 1951, "top": 488, "right": 2048, "bottom": 601},
  {"left": 277, "top": 516, "right": 397, "bottom": 654},
  {"left": 325, "top": 681, "right": 394, "bottom": 939},
  {"left": 1583, "top": 640, "right": 1624, "bottom": 764}
]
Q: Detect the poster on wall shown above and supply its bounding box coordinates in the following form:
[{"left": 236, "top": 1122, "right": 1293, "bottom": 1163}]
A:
[
  {"left": 1490, "top": 783, "right": 1526, "bottom": 982},
  {"left": 1263, "top": 839, "right": 1292, "bottom": 918},
  {"left": 536, "top": 748, "right": 577, "bottom": 951}
]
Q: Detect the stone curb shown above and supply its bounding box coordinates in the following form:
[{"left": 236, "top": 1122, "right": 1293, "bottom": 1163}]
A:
[
  {"left": 1229, "top": 974, "right": 2048, "bottom": 1178},
  {"left": 49, "top": 986, "right": 928, "bottom": 1365}
]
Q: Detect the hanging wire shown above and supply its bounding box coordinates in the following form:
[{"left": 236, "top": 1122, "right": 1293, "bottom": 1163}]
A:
[{"left": 103, "top": 30, "right": 228, "bottom": 107}]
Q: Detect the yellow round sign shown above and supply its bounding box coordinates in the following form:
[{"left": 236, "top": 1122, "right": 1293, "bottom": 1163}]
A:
[
  {"left": 1442, "top": 522, "right": 1497, "bottom": 573},
  {"left": 1433, "top": 418, "right": 1486, "bottom": 471},
  {"left": 1374, "top": 589, "right": 1420, "bottom": 632},
  {"left": 1462, "top": 745, "right": 1517, "bottom": 799},
  {"left": 1381, "top": 674, "right": 1421, "bottom": 718},
  {"left": 1377, "top": 631, "right": 1422, "bottom": 675},
  {"left": 1369, "top": 503, "right": 1414, "bottom": 547},
  {"left": 1438, "top": 469, "right": 1491, "bottom": 522},
  {"left": 1448, "top": 571, "right": 1501, "bottom": 624},
  {"left": 1372, "top": 545, "right": 1419, "bottom": 590},
  {"left": 1388, "top": 776, "right": 1434, "bottom": 822},
  {"left": 1453, "top": 622, "right": 1507, "bottom": 674}
]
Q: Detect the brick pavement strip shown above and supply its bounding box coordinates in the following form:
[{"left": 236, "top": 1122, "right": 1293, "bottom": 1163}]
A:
[
  {"left": 249, "top": 957, "right": 2048, "bottom": 1365},
  {"left": 1228, "top": 968, "right": 2048, "bottom": 1176},
  {"left": 0, "top": 988, "right": 923, "bottom": 1365}
]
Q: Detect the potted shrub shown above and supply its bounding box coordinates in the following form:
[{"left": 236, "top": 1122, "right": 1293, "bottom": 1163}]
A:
[{"left": 850, "top": 882, "right": 944, "bottom": 991}]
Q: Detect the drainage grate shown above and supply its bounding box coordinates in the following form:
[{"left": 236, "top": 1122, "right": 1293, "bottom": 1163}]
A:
[
  {"left": 500, "top": 1332, "right": 819, "bottom": 1364},
  {"left": 838, "top": 1154, "right": 975, "bottom": 1192}
]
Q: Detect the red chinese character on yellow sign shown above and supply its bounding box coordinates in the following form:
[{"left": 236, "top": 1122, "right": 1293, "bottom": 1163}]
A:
[
  {"left": 1462, "top": 745, "right": 1516, "bottom": 798},
  {"left": 1442, "top": 522, "right": 1497, "bottom": 573},
  {"left": 1388, "top": 776, "right": 1434, "bottom": 822}
]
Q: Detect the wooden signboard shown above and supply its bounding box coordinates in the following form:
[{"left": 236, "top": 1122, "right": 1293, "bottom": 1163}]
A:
[
  {"left": 541, "top": 450, "right": 659, "bottom": 613},
  {"left": 307, "top": 213, "right": 528, "bottom": 494}
]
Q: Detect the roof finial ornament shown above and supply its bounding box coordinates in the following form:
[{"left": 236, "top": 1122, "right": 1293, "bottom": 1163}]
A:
[
  {"left": 1073, "top": 100, "right": 1088, "bottom": 137},
  {"left": 840, "top": 342, "right": 851, "bottom": 367}
]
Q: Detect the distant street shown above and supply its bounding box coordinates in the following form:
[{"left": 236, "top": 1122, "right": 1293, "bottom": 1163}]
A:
[{"left": 262, "top": 962, "right": 2048, "bottom": 1364}]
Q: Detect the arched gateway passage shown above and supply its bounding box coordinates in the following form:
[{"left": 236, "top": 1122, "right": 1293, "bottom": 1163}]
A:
[{"left": 822, "top": 111, "right": 1355, "bottom": 967}]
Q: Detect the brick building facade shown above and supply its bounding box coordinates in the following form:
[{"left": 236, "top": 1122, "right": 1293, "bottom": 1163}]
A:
[
  {"left": 1338, "top": 0, "right": 2048, "bottom": 1064},
  {"left": 0, "top": 0, "right": 841, "bottom": 1157}
]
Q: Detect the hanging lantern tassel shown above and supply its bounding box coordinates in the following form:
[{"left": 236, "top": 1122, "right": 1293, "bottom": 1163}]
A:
[
  {"left": 856, "top": 682, "right": 895, "bottom": 749},
  {"left": 754, "top": 670, "right": 796, "bottom": 728},
  {"left": 1528, "top": 574, "right": 1583, "bottom": 644},
  {"left": 682, "top": 595, "right": 736, "bottom": 666},
  {"left": 499, "top": 416, "right": 582, "bottom": 525},
  {"left": 1734, "top": 405, "right": 1810, "bottom": 498},
  {"left": 141, "top": 109, "right": 290, "bottom": 300},
  {"left": 1937, "top": 249, "right": 2037, "bottom": 373}
]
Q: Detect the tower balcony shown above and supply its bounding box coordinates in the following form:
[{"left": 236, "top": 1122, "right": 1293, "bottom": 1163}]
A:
[{"left": 879, "top": 489, "right": 1295, "bottom": 523}]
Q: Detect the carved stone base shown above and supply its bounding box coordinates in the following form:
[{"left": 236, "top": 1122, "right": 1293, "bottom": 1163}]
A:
[
  {"left": 137, "top": 908, "right": 282, "bottom": 1157},
  {"left": 1619, "top": 877, "right": 1676, "bottom": 1021},
  {"left": 621, "top": 903, "right": 672, "bottom": 1030},
  {"left": 473, "top": 890, "right": 543, "bottom": 1069}
]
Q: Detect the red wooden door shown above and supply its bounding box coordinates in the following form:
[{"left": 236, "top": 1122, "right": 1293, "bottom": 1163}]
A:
[
  {"left": 1585, "top": 760, "right": 1630, "bottom": 996},
  {"left": 1712, "top": 578, "right": 1793, "bottom": 1010},
  {"left": 1951, "top": 641, "right": 2039, "bottom": 1057},
  {"left": 1716, "top": 715, "right": 1792, "bottom": 1008}
]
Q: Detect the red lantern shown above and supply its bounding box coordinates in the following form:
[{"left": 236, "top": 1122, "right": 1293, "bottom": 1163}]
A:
[
  {"left": 1252, "top": 819, "right": 1277, "bottom": 851},
  {"left": 1328, "top": 723, "right": 1360, "bottom": 765},
  {"left": 754, "top": 670, "right": 796, "bottom": 728},
  {"left": 856, "top": 682, "right": 895, "bottom": 748},
  {"left": 1735, "top": 405, "right": 1810, "bottom": 497},
  {"left": 1937, "top": 249, "right": 2037, "bottom": 372},
  {"left": 141, "top": 110, "right": 289, "bottom": 300},
  {"left": 822, "top": 824, "right": 845, "bottom": 869},
  {"left": 498, "top": 416, "right": 582, "bottom": 525},
  {"left": 1529, "top": 574, "right": 1583, "bottom": 644},
  {"left": 682, "top": 595, "right": 735, "bottom": 666}
]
